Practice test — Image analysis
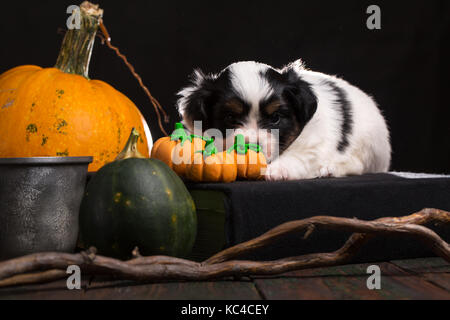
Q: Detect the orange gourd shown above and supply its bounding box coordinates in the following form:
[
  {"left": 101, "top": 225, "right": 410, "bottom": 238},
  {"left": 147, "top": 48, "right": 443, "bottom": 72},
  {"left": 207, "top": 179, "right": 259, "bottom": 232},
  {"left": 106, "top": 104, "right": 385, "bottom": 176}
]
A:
[
  {"left": 186, "top": 140, "right": 238, "bottom": 183},
  {"left": 151, "top": 123, "right": 206, "bottom": 177},
  {"left": 0, "top": 2, "right": 151, "bottom": 172},
  {"left": 151, "top": 123, "right": 267, "bottom": 182},
  {"left": 228, "top": 135, "right": 267, "bottom": 180},
  {"left": 185, "top": 134, "right": 266, "bottom": 182}
]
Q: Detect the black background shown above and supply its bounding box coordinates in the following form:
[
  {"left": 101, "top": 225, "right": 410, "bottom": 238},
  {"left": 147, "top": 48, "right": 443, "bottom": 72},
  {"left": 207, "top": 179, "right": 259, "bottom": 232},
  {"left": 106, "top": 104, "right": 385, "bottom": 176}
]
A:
[{"left": 1, "top": 0, "right": 449, "bottom": 174}]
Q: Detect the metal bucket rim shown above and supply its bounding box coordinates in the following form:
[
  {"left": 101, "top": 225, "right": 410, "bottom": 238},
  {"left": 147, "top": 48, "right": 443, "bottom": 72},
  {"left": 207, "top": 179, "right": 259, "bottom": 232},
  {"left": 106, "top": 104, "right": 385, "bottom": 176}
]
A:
[{"left": 0, "top": 156, "right": 93, "bottom": 165}]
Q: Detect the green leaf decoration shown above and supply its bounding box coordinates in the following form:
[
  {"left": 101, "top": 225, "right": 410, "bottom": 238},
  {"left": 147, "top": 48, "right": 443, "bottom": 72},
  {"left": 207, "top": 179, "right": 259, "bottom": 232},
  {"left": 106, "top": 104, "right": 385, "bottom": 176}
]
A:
[
  {"left": 226, "top": 134, "right": 263, "bottom": 154},
  {"left": 170, "top": 123, "right": 192, "bottom": 146}
]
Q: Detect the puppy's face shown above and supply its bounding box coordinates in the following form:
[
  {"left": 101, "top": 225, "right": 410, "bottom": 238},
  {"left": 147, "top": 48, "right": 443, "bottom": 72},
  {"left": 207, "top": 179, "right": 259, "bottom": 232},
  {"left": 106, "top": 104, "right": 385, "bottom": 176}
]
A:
[{"left": 177, "top": 61, "right": 317, "bottom": 161}]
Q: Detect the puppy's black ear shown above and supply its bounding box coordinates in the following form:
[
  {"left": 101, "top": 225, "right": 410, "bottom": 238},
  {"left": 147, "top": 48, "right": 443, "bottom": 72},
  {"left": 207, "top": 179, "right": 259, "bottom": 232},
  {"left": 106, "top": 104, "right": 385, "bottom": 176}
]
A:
[
  {"left": 282, "top": 67, "right": 317, "bottom": 124},
  {"left": 177, "top": 69, "right": 217, "bottom": 130}
]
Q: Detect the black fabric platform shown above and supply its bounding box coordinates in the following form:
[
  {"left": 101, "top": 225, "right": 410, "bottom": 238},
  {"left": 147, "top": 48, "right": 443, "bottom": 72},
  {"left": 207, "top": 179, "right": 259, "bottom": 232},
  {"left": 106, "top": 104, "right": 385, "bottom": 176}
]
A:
[{"left": 187, "top": 173, "right": 450, "bottom": 262}]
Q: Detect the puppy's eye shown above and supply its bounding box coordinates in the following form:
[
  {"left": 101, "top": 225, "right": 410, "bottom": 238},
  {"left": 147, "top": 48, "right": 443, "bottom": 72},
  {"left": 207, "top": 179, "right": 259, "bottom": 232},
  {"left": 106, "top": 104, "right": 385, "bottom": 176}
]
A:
[
  {"left": 270, "top": 112, "right": 281, "bottom": 125},
  {"left": 225, "top": 113, "right": 235, "bottom": 122}
]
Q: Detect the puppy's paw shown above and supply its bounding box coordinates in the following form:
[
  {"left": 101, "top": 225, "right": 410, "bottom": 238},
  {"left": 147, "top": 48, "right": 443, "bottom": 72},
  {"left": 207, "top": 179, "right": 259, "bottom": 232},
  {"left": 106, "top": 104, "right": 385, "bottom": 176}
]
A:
[
  {"left": 264, "top": 157, "right": 308, "bottom": 181},
  {"left": 264, "top": 163, "right": 291, "bottom": 181},
  {"left": 318, "top": 166, "right": 335, "bottom": 178}
]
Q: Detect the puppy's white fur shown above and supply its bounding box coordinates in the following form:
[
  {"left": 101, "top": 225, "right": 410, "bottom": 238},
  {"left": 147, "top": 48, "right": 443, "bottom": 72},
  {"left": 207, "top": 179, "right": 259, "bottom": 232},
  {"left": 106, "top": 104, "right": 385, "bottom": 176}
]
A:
[
  {"left": 178, "top": 60, "right": 391, "bottom": 181},
  {"left": 266, "top": 60, "right": 391, "bottom": 180}
]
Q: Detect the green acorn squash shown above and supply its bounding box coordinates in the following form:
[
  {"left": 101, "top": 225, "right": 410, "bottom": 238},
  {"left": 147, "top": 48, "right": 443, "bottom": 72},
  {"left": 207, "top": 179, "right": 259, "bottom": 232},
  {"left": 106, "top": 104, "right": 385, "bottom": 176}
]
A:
[{"left": 79, "top": 128, "right": 197, "bottom": 259}]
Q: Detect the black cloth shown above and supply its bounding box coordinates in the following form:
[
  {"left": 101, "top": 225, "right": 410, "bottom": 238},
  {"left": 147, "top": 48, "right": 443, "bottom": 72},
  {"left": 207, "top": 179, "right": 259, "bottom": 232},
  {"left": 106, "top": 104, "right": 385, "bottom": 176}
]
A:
[{"left": 187, "top": 173, "right": 450, "bottom": 262}]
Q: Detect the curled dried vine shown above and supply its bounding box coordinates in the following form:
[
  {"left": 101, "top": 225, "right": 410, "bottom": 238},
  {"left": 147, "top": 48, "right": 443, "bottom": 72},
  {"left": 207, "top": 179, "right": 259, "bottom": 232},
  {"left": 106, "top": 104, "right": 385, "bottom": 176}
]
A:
[
  {"left": 0, "top": 208, "right": 448, "bottom": 287},
  {"left": 98, "top": 20, "right": 169, "bottom": 136}
]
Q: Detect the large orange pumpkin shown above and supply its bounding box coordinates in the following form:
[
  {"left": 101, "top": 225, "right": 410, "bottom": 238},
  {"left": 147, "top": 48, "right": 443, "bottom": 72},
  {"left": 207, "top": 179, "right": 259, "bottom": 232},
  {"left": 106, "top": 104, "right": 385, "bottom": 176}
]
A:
[{"left": 0, "top": 2, "right": 151, "bottom": 171}]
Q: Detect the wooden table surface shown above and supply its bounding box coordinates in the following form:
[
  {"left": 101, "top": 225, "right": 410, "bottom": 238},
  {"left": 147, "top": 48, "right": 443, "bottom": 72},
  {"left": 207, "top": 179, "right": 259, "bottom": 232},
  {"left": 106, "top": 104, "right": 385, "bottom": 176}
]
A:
[{"left": 0, "top": 257, "right": 449, "bottom": 300}]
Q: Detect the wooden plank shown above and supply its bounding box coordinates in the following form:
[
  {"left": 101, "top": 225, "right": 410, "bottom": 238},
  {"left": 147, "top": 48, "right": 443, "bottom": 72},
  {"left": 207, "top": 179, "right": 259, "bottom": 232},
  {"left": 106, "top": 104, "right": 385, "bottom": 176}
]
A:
[
  {"left": 0, "top": 277, "right": 262, "bottom": 300},
  {"left": 253, "top": 264, "right": 382, "bottom": 300},
  {"left": 0, "top": 278, "right": 89, "bottom": 300},
  {"left": 82, "top": 279, "right": 262, "bottom": 300},
  {"left": 1, "top": 259, "right": 448, "bottom": 300},
  {"left": 253, "top": 262, "right": 450, "bottom": 300},
  {"left": 390, "top": 257, "right": 450, "bottom": 273},
  {"left": 391, "top": 257, "right": 450, "bottom": 291}
]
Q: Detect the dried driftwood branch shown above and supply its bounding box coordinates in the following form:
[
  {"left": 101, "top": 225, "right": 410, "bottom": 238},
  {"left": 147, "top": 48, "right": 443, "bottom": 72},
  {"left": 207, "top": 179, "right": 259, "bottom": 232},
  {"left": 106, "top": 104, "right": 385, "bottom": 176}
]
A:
[
  {"left": 0, "top": 208, "right": 448, "bottom": 288},
  {"left": 205, "top": 208, "right": 450, "bottom": 264},
  {"left": 0, "top": 270, "right": 67, "bottom": 288}
]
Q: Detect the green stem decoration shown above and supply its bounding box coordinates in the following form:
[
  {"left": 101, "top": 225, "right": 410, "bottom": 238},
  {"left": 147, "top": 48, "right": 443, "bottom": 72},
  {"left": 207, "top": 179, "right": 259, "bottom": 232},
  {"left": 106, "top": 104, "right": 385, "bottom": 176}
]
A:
[
  {"left": 201, "top": 138, "right": 218, "bottom": 157},
  {"left": 227, "top": 134, "right": 262, "bottom": 154},
  {"left": 170, "top": 123, "right": 192, "bottom": 146},
  {"left": 54, "top": 2, "right": 104, "bottom": 78},
  {"left": 168, "top": 123, "right": 262, "bottom": 158},
  {"left": 170, "top": 123, "right": 211, "bottom": 146}
]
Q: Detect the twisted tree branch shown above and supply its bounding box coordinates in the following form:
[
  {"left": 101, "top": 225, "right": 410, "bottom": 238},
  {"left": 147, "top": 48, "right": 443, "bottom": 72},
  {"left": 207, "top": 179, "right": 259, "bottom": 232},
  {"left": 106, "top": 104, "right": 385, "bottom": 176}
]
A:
[
  {"left": 205, "top": 208, "right": 450, "bottom": 264},
  {"left": 0, "top": 208, "right": 448, "bottom": 287}
]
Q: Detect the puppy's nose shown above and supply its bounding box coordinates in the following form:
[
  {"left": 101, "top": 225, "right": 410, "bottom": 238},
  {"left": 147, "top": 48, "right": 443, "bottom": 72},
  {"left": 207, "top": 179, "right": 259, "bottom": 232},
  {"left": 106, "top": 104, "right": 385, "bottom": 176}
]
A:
[
  {"left": 244, "top": 133, "right": 259, "bottom": 143},
  {"left": 244, "top": 135, "right": 258, "bottom": 144}
]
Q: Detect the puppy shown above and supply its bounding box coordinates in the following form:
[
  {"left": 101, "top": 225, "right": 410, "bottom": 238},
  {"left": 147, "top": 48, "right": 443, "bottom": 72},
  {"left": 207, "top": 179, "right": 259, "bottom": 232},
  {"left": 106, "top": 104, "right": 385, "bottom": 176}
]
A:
[{"left": 177, "top": 60, "right": 391, "bottom": 181}]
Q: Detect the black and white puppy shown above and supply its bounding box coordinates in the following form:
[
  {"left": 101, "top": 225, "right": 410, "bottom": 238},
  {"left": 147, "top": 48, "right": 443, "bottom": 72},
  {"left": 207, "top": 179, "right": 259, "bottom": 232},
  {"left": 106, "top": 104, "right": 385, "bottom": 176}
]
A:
[{"left": 177, "top": 60, "right": 391, "bottom": 181}]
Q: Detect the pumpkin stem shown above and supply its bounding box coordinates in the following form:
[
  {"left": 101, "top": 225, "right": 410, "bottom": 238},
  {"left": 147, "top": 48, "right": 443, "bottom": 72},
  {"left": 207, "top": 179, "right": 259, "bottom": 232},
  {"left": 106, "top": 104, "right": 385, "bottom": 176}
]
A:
[
  {"left": 54, "top": 2, "right": 103, "bottom": 78},
  {"left": 170, "top": 122, "right": 192, "bottom": 146},
  {"left": 226, "top": 134, "right": 263, "bottom": 154},
  {"left": 116, "top": 128, "right": 146, "bottom": 160},
  {"left": 200, "top": 138, "right": 218, "bottom": 157},
  {"left": 227, "top": 134, "right": 247, "bottom": 155},
  {"left": 246, "top": 143, "right": 262, "bottom": 153}
]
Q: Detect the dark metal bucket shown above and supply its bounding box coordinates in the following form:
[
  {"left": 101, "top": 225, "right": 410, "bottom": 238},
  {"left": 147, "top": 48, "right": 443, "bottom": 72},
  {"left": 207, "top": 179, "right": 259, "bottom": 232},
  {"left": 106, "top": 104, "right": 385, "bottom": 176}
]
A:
[{"left": 0, "top": 157, "right": 92, "bottom": 260}]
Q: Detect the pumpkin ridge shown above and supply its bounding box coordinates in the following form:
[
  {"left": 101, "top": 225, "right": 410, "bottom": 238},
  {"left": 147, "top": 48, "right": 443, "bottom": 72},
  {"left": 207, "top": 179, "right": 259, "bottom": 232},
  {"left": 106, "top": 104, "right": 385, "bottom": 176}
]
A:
[
  {"left": 246, "top": 153, "right": 250, "bottom": 177},
  {"left": 32, "top": 69, "right": 80, "bottom": 156},
  {"left": 0, "top": 67, "right": 42, "bottom": 99},
  {"left": 92, "top": 80, "right": 150, "bottom": 158},
  {"left": 112, "top": 86, "right": 151, "bottom": 155},
  {"left": 118, "top": 89, "right": 151, "bottom": 150},
  {"left": 156, "top": 157, "right": 197, "bottom": 255},
  {"left": 91, "top": 79, "right": 126, "bottom": 163},
  {"left": 155, "top": 162, "right": 176, "bottom": 253},
  {"left": 150, "top": 136, "right": 168, "bottom": 158},
  {"left": 0, "top": 69, "right": 39, "bottom": 151},
  {"left": 10, "top": 68, "right": 59, "bottom": 155},
  {"left": 0, "top": 65, "right": 41, "bottom": 81},
  {"left": 0, "top": 67, "right": 38, "bottom": 117}
]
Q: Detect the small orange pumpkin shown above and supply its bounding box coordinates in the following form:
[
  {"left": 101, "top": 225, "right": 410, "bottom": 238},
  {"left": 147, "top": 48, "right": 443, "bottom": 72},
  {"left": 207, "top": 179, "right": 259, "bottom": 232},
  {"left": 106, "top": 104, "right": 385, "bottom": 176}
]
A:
[
  {"left": 151, "top": 122, "right": 267, "bottom": 182},
  {"left": 0, "top": 2, "right": 151, "bottom": 172},
  {"left": 151, "top": 123, "right": 206, "bottom": 177},
  {"left": 228, "top": 135, "right": 267, "bottom": 180},
  {"left": 185, "top": 135, "right": 267, "bottom": 183},
  {"left": 186, "top": 140, "right": 237, "bottom": 183}
]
